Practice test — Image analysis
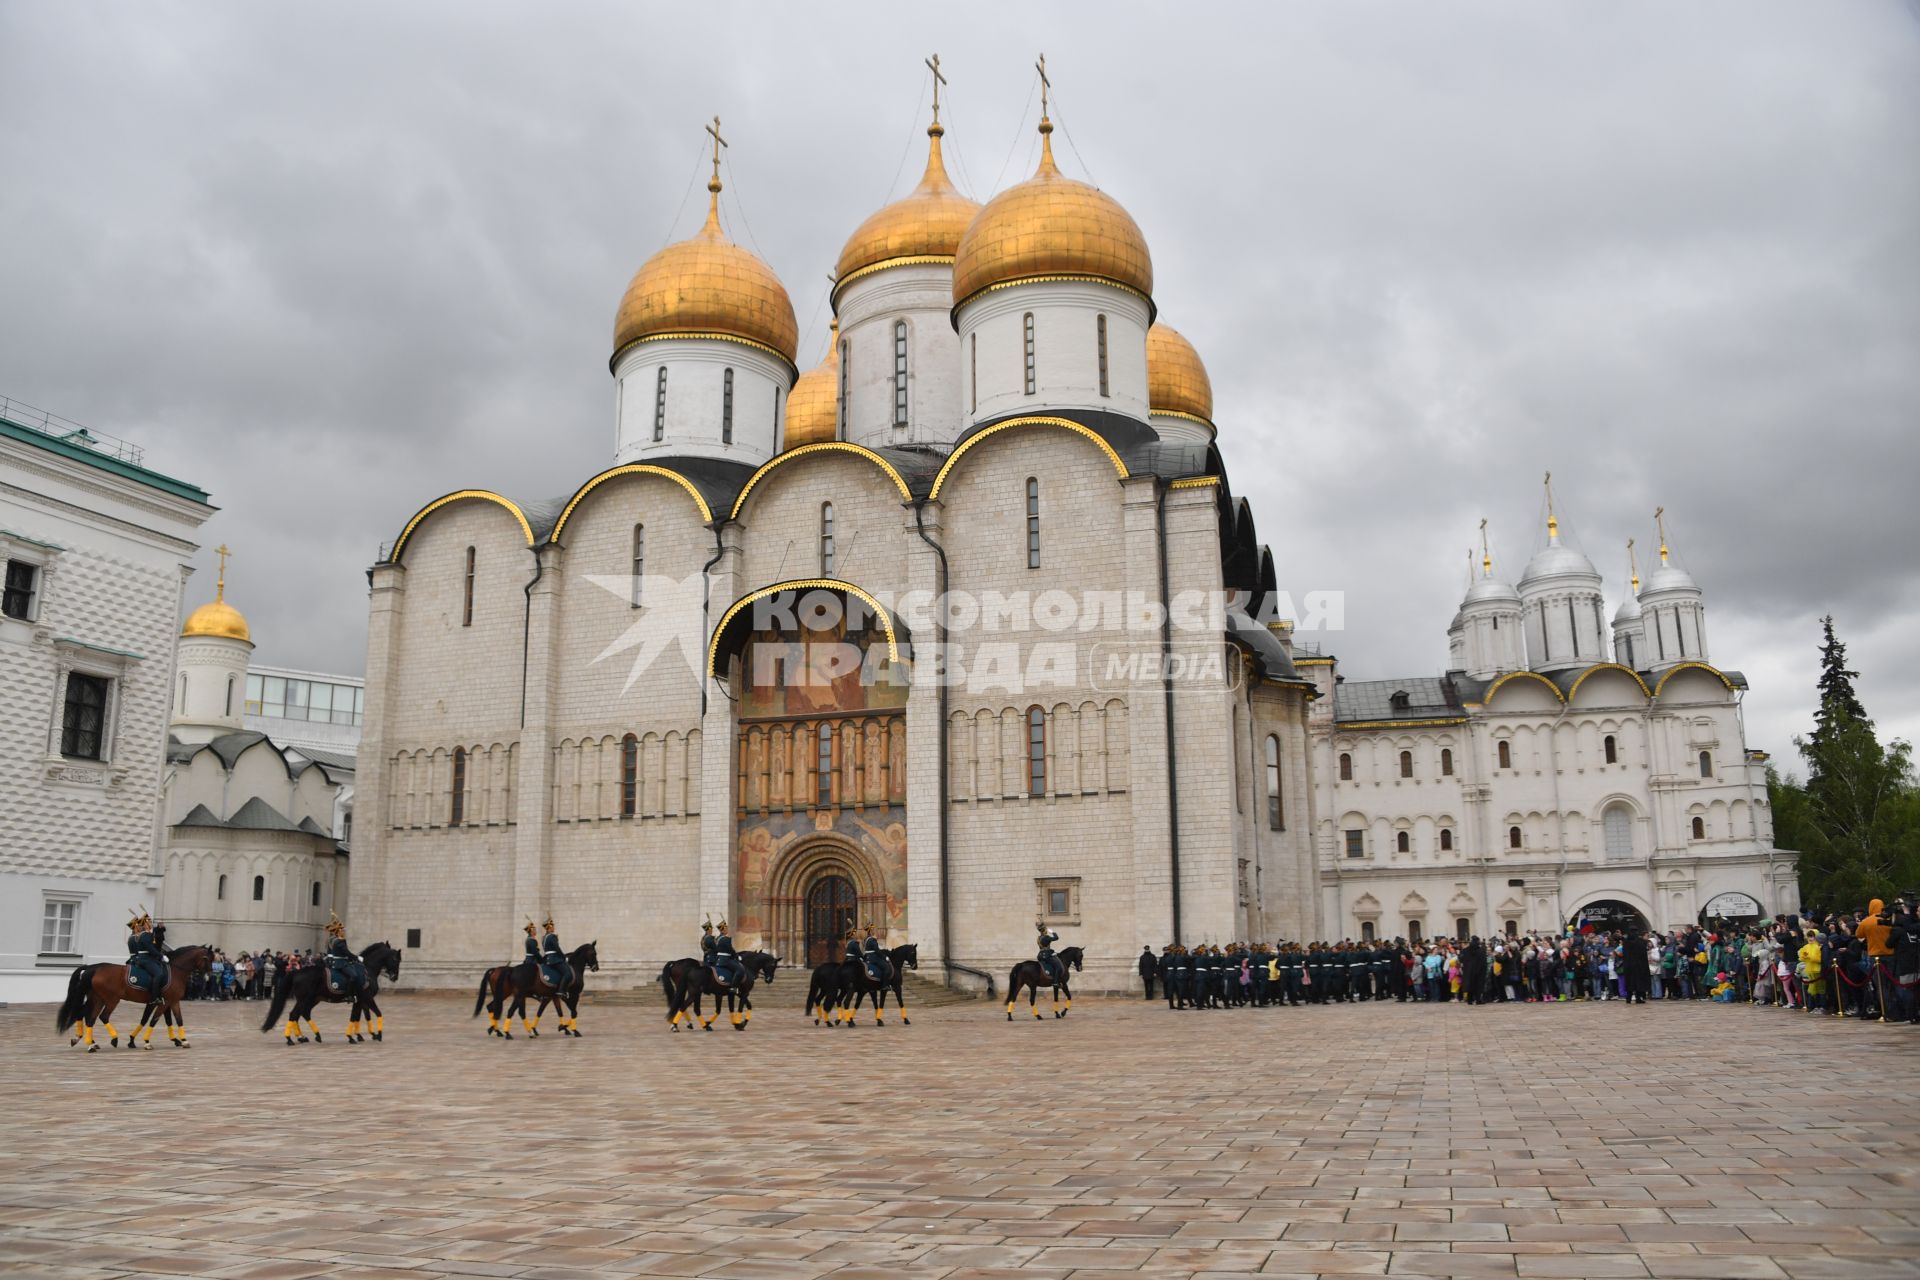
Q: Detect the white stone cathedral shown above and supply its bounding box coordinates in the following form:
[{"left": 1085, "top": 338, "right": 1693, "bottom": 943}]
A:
[{"left": 349, "top": 77, "right": 1790, "bottom": 992}]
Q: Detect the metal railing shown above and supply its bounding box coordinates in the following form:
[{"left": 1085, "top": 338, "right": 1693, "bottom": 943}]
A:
[{"left": 0, "top": 395, "right": 147, "bottom": 468}]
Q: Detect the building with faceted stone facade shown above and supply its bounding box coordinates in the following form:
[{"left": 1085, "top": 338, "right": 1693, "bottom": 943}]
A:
[{"left": 0, "top": 401, "right": 213, "bottom": 1002}]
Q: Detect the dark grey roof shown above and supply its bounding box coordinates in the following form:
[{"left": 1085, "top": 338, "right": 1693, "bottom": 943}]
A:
[
  {"left": 207, "top": 731, "right": 271, "bottom": 768},
  {"left": 166, "top": 737, "right": 202, "bottom": 765},
  {"left": 174, "top": 803, "right": 226, "bottom": 829},
  {"left": 293, "top": 745, "right": 357, "bottom": 773},
  {"left": 1334, "top": 677, "right": 1464, "bottom": 724},
  {"left": 1226, "top": 612, "right": 1310, "bottom": 687},
  {"left": 296, "top": 816, "right": 332, "bottom": 837},
  {"left": 225, "top": 796, "right": 303, "bottom": 832}
]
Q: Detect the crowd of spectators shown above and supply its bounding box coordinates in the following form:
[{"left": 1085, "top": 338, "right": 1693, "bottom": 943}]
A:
[{"left": 183, "top": 949, "right": 318, "bottom": 1001}]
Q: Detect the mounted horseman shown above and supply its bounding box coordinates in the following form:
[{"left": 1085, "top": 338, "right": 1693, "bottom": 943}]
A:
[
  {"left": 321, "top": 912, "right": 367, "bottom": 1000},
  {"left": 536, "top": 915, "right": 574, "bottom": 991},
  {"left": 1036, "top": 920, "right": 1064, "bottom": 989}
]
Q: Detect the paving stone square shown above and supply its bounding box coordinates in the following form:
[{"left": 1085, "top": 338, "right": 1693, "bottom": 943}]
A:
[{"left": 2, "top": 990, "right": 1916, "bottom": 1279}]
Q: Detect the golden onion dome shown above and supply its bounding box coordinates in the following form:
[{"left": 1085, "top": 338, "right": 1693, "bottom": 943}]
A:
[
  {"left": 784, "top": 320, "right": 840, "bottom": 449},
  {"left": 181, "top": 550, "right": 250, "bottom": 642},
  {"left": 835, "top": 122, "right": 981, "bottom": 288},
  {"left": 1147, "top": 323, "right": 1214, "bottom": 424},
  {"left": 952, "top": 116, "right": 1153, "bottom": 310},
  {"left": 613, "top": 176, "right": 798, "bottom": 366}
]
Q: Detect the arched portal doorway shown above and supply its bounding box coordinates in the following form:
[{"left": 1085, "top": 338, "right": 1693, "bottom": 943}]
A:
[
  {"left": 1569, "top": 899, "right": 1650, "bottom": 935},
  {"left": 805, "top": 874, "right": 857, "bottom": 967}
]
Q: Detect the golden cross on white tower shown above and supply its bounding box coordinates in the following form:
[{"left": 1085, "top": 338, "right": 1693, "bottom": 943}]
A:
[
  {"left": 1543, "top": 471, "right": 1558, "bottom": 538},
  {"left": 1627, "top": 537, "right": 1640, "bottom": 593},
  {"left": 1478, "top": 518, "right": 1491, "bottom": 575},
  {"left": 926, "top": 53, "right": 946, "bottom": 125},
  {"left": 214, "top": 544, "right": 231, "bottom": 601},
  {"left": 1654, "top": 506, "right": 1669, "bottom": 565},
  {"left": 1035, "top": 52, "right": 1051, "bottom": 119}
]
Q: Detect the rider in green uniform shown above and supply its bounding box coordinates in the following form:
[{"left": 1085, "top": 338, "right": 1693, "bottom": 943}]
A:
[{"left": 1036, "top": 921, "right": 1063, "bottom": 986}]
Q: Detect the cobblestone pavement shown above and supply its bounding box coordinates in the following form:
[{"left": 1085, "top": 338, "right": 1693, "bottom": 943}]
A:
[{"left": 3, "top": 989, "right": 1917, "bottom": 1280}]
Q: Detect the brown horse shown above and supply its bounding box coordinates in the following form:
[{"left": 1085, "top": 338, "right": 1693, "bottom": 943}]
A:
[
  {"left": 473, "top": 942, "right": 598, "bottom": 1039},
  {"left": 1005, "top": 946, "right": 1083, "bottom": 1021},
  {"left": 56, "top": 945, "right": 213, "bottom": 1051}
]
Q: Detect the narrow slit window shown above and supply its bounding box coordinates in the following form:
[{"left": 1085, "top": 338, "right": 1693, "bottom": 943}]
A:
[
  {"left": 1338, "top": 752, "right": 1352, "bottom": 781},
  {"left": 462, "top": 546, "right": 476, "bottom": 627},
  {"left": 1264, "top": 735, "right": 1283, "bottom": 830},
  {"left": 620, "top": 734, "right": 638, "bottom": 817},
  {"left": 653, "top": 367, "right": 668, "bottom": 441},
  {"left": 1025, "top": 478, "right": 1040, "bottom": 569},
  {"left": 1508, "top": 825, "right": 1522, "bottom": 849},
  {"left": 252, "top": 875, "right": 265, "bottom": 902},
  {"left": 1439, "top": 828, "right": 1453, "bottom": 851},
  {"left": 820, "top": 502, "right": 835, "bottom": 576},
  {"left": 1399, "top": 750, "right": 1413, "bottom": 778},
  {"left": 1026, "top": 706, "right": 1047, "bottom": 796},
  {"left": 721, "top": 368, "right": 734, "bottom": 444},
  {"left": 1096, "top": 314, "right": 1109, "bottom": 396},
  {"left": 1497, "top": 739, "right": 1512, "bottom": 769},
  {"left": 970, "top": 331, "right": 977, "bottom": 412},
  {"left": 817, "top": 725, "right": 834, "bottom": 807},
  {"left": 893, "top": 320, "right": 909, "bottom": 426},
  {"left": 1440, "top": 747, "right": 1454, "bottom": 776},
  {"left": 1023, "top": 313, "right": 1036, "bottom": 394},
  {"left": 1604, "top": 734, "right": 1617, "bottom": 764},
  {"left": 630, "top": 524, "right": 645, "bottom": 608},
  {"left": 451, "top": 747, "right": 467, "bottom": 825}
]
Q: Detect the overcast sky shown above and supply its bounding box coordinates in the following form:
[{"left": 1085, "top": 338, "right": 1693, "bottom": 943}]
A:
[{"left": 3, "top": 3, "right": 1915, "bottom": 766}]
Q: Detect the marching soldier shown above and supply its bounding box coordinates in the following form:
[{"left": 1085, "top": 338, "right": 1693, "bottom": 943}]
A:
[
  {"left": 1162, "top": 944, "right": 1183, "bottom": 1009},
  {"left": 1139, "top": 945, "right": 1158, "bottom": 1000}
]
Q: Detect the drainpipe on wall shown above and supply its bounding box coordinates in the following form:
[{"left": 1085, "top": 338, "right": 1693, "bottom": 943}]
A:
[
  {"left": 913, "top": 500, "right": 995, "bottom": 998},
  {"left": 1157, "top": 480, "right": 1183, "bottom": 942},
  {"left": 519, "top": 550, "right": 545, "bottom": 728},
  {"left": 698, "top": 522, "right": 727, "bottom": 717}
]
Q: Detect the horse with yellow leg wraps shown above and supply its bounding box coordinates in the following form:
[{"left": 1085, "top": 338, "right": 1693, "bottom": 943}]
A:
[
  {"left": 659, "top": 949, "right": 778, "bottom": 1030},
  {"left": 259, "top": 937, "right": 401, "bottom": 1045},
  {"left": 487, "top": 939, "right": 599, "bottom": 1038},
  {"left": 1006, "top": 944, "right": 1084, "bottom": 1021},
  {"left": 56, "top": 914, "right": 213, "bottom": 1051}
]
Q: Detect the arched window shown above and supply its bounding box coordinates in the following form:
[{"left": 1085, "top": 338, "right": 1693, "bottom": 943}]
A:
[
  {"left": 1497, "top": 740, "right": 1512, "bottom": 769},
  {"left": 177, "top": 672, "right": 186, "bottom": 713},
  {"left": 225, "top": 675, "right": 235, "bottom": 717},
  {"left": 311, "top": 881, "right": 321, "bottom": 907},
  {"left": 252, "top": 874, "right": 265, "bottom": 902},
  {"left": 1439, "top": 828, "right": 1454, "bottom": 852},
  {"left": 1338, "top": 752, "right": 1353, "bottom": 781},
  {"left": 1440, "top": 747, "right": 1453, "bottom": 776},
  {"left": 1096, "top": 314, "right": 1109, "bottom": 397},
  {"left": 1508, "top": 825, "right": 1522, "bottom": 850},
  {"left": 1396, "top": 830, "right": 1410, "bottom": 853},
  {"left": 620, "top": 734, "right": 638, "bottom": 817},
  {"left": 1399, "top": 750, "right": 1413, "bottom": 779},
  {"left": 1455, "top": 917, "right": 1471, "bottom": 941},
  {"left": 1022, "top": 313, "right": 1036, "bottom": 393},
  {"left": 1025, "top": 478, "right": 1041, "bottom": 569},
  {"left": 721, "top": 367, "right": 734, "bottom": 444},
  {"left": 217, "top": 874, "right": 227, "bottom": 901},
  {"left": 816, "top": 724, "right": 834, "bottom": 807},
  {"left": 1408, "top": 920, "right": 1423, "bottom": 943},
  {"left": 462, "top": 546, "right": 476, "bottom": 628},
  {"left": 1698, "top": 750, "right": 1712, "bottom": 778},
  {"left": 450, "top": 747, "right": 468, "bottom": 825},
  {"left": 652, "top": 366, "right": 668, "bottom": 441},
  {"left": 1026, "top": 706, "right": 1047, "bottom": 796},
  {"left": 1264, "top": 735, "right": 1283, "bottom": 831},
  {"left": 893, "top": 320, "right": 909, "bottom": 426},
  {"left": 630, "top": 524, "right": 645, "bottom": 607},
  {"left": 1361, "top": 921, "right": 1376, "bottom": 942},
  {"left": 837, "top": 339, "right": 849, "bottom": 434},
  {"left": 1604, "top": 734, "right": 1617, "bottom": 764},
  {"left": 1691, "top": 815, "right": 1705, "bottom": 840},
  {"left": 1505, "top": 919, "right": 1519, "bottom": 937},
  {"left": 820, "top": 503, "right": 836, "bottom": 575},
  {"left": 1603, "top": 804, "right": 1634, "bottom": 860}
]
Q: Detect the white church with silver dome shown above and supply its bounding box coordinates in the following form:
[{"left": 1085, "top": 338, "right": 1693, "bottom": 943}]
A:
[{"left": 347, "top": 64, "right": 1790, "bottom": 992}]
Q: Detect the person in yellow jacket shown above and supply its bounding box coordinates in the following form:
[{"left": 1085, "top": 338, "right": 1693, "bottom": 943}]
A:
[{"left": 1799, "top": 936, "right": 1827, "bottom": 1013}]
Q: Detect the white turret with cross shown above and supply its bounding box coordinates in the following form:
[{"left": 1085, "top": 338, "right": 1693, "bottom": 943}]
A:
[{"left": 173, "top": 543, "right": 256, "bottom": 744}]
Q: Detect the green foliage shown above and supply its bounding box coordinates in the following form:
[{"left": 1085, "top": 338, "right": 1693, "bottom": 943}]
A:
[{"left": 1775, "top": 617, "right": 1920, "bottom": 910}]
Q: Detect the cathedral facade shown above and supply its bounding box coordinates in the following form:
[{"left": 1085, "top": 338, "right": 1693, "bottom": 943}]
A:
[{"left": 350, "top": 99, "right": 1320, "bottom": 993}]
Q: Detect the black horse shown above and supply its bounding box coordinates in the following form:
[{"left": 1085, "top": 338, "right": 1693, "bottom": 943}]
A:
[
  {"left": 807, "top": 944, "right": 919, "bottom": 1026},
  {"left": 1006, "top": 945, "right": 1084, "bottom": 1020},
  {"left": 500, "top": 941, "right": 599, "bottom": 1038},
  {"left": 260, "top": 942, "right": 402, "bottom": 1045},
  {"left": 659, "top": 950, "right": 777, "bottom": 1030}
]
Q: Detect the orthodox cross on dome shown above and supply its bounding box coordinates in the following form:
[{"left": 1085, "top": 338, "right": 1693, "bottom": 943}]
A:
[
  {"left": 1035, "top": 52, "right": 1051, "bottom": 121},
  {"left": 705, "top": 115, "right": 727, "bottom": 194},
  {"left": 1478, "top": 518, "right": 1492, "bottom": 576},
  {"left": 1627, "top": 537, "right": 1640, "bottom": 594},
  {"left": 1543, "top": 471, "right": 1559, "bottom": 539},
  {"left": 926, "top": 53, "right": 946, "bottom": 126},
  {"left": 214, "top": 544, "right": 230, "bottom": 602},
  {"left": 1654, "top": 506, "right": 1670, "bottom": 565}
]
